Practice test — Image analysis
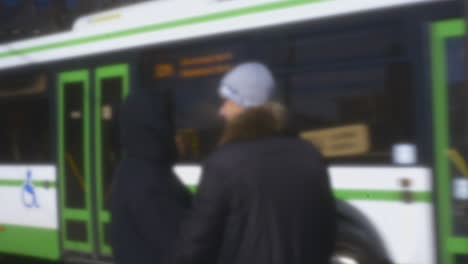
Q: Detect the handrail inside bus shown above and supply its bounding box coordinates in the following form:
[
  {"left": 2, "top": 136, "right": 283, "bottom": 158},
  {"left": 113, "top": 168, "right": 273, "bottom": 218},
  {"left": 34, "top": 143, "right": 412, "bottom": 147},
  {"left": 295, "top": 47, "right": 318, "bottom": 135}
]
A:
[
  {"left": 65, "top": 152, "right": 85, "bottom": 191},
  {"left": 447, "top": 148, "right": 468, "bottom": 178}
]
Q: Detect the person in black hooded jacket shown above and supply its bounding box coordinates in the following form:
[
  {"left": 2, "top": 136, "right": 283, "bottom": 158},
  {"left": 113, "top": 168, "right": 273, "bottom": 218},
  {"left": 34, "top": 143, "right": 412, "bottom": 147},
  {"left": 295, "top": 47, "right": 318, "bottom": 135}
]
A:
[
  {"left": 173, "top": 62, "right": 336, "bottom": 264},
  {"left": 110, "top": 88, "right": 191, "bottom": 264}
]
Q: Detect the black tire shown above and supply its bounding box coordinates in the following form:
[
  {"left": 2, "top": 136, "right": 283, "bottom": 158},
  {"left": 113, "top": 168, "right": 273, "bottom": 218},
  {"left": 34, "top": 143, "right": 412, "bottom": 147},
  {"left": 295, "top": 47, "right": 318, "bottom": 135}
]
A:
[{"left": 332, "top": 223, "right": 392, "bottom": 264}]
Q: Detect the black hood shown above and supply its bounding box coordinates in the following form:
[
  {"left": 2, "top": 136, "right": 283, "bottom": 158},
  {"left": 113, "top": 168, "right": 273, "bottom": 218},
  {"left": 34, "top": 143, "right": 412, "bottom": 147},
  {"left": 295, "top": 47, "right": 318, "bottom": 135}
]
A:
[{"left": 120, "top": 88, "right": 177, "bottom": 166}]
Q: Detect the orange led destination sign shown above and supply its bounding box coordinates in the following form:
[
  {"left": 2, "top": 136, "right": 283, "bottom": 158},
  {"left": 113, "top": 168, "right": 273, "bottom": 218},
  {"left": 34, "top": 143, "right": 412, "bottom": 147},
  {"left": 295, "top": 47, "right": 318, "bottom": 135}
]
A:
[
  {"left": 154, "top": 51, "right": 234, "bottom": 79},
  {"left": 180, "top": 64, "right": 232, "bottom": 78},
  {"left": 180, "top": 52, "right": 233, "bottom": 66}
]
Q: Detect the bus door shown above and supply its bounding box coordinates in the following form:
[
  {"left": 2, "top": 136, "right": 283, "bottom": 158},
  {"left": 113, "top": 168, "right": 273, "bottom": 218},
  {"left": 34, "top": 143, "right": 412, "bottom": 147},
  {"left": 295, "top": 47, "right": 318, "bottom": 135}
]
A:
[
  {"left": 431, "top": 19, "right": 468, "bottom": 264},
  {"left": 58, "top": 64, "right": 129, "bottom": 258},
  {"left": 94, "top": 64, "right": 129, "bottom": 256},
  {"left": 58, "top": 70, "right": 94, "bottom": 255}
]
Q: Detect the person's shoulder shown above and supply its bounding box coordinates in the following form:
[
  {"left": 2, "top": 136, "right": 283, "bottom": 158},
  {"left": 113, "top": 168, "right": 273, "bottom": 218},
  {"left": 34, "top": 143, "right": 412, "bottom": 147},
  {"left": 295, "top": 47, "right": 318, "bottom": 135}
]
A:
[
  {"left": 274, "top": 136, "right": 326, "bottom": 162},
  {"left": 288, "top": 136, "right": 321, "bottom": 150},
  {"left": 203, "top": 142, "right": 246, "bottom": 166},
  {"left": 272, "top": 136, "right": 321, "bottom": 152},
  {"left": 205, "top": 136, "right": 322, "bottom": 163}
]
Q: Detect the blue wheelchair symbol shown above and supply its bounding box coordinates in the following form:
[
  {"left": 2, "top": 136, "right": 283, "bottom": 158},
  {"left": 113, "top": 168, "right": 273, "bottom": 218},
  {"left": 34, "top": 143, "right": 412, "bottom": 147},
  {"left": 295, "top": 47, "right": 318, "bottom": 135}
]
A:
[{"left": 22, "top": 170, "right": 39, "bottom": 208}]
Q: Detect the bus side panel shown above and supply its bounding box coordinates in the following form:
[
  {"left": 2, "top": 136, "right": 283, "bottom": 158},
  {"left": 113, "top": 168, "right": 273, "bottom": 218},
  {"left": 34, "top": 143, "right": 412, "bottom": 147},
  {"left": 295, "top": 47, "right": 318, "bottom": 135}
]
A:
[
  {"left": 331, "top": 167, "right": 435, "bottom": 264},
  {"left": 0, "top": 165, "right": 60, "bottom": 260}
]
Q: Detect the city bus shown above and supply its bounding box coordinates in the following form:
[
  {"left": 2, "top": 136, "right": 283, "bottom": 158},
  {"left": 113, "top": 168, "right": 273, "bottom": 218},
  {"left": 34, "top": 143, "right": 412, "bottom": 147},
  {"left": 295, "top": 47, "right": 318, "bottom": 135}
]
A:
[{"left": 0, "top": 0, "right": 466, "bottom": 263}]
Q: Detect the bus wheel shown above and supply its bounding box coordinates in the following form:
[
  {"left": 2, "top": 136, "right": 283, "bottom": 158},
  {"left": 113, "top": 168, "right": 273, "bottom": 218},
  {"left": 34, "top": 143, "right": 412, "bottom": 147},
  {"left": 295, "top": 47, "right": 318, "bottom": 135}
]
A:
[
  {"left": 331, "top": 247, "right": 366, "bottom": 264},
  {"left": 331, "top": 225, "right": 391, "bottom": 264}
]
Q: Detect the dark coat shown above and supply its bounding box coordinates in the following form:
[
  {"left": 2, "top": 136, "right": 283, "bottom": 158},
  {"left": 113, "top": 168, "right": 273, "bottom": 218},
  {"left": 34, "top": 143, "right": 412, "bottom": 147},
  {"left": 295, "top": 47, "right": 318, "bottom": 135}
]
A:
[
  {"left": 174, "top": 104, "right": 336, "bottom": 264},
  {"left": 110, "top": 89, "right": 191, "bottom": 264}
]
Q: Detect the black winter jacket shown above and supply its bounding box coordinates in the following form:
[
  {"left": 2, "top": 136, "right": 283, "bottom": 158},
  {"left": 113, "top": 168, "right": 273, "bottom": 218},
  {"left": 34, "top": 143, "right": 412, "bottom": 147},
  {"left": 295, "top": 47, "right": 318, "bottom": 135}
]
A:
[
  {"left": 110, "top": 89, "right": 191, "bottom": 264},
  {"left": 174, "top": 104, "right": 336, "bottom": 264}
]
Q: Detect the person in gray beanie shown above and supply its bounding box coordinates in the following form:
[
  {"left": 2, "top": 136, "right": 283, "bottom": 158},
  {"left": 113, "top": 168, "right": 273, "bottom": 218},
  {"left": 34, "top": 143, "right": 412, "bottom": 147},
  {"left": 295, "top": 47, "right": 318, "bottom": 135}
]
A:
[
  {"left": 218, "top": 62, "right": 276, "bottom": 121},
  {"left": 173, "top": 62, "right": 336, "bottom": 264},
  {"left": 220, "top": 62, "right": 275, "bottom": 105}
]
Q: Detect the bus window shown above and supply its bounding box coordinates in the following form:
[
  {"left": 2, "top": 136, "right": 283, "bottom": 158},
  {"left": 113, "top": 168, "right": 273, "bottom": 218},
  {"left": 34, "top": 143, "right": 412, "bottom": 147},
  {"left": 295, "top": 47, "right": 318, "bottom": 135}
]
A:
[
  {"left": 288, "top": 63, "right": 415, "bottom": 164},
  {"left": 0, "top": 73, "right": 51, "bottom": 163},
  {"left": 292, "top": 25, "right": 404, "bottom": 65},
  {"left": 100, "top": 77, "right": 123, "bottom": 210},
  {"left": 172, "top": 75, "right": 226, "bottom": 161},
  {"left": 64, "top": 82, "right": 86, "bottom": 209},
  {"left": 142, "top": 43, "right": 248, "bottom": 162}
]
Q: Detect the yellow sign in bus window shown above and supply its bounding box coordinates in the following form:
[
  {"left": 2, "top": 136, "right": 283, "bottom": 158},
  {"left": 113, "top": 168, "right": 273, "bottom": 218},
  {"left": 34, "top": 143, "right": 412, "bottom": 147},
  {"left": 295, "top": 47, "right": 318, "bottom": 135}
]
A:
[{"left": 300, "top": 124, "right": 370, "bottom": 158}]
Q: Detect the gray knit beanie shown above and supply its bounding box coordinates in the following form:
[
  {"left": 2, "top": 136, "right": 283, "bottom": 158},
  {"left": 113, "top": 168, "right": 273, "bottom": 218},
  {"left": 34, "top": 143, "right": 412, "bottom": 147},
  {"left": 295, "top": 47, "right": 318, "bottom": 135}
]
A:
[{"left": 218, "top": 62, "right": 276, "bottom": 107}]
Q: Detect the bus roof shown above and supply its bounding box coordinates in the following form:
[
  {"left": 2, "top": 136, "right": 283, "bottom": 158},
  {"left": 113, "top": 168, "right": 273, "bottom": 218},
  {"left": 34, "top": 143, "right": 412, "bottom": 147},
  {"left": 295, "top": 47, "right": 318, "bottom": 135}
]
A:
[{"left": 0, "top": 0, "right": 445, "bottom": 70}]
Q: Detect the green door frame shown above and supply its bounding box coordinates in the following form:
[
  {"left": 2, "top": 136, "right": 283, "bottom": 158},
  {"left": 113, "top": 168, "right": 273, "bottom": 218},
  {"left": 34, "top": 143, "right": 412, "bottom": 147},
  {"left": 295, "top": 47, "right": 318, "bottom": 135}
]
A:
[
  {"left": 431, "top": 18, "right": 468, "bottom": 264},
  {"left": 57, "top": 70, "right": 94, "bottom": 253},
  {"left": 94, "top": 64, "right": 130, "bottom": 255}
]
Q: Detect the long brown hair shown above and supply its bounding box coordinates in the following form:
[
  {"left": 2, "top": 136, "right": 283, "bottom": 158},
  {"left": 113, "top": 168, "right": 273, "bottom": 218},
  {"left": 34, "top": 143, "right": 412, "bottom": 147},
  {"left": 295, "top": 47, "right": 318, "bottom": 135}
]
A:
[{"left": 219, "top": 103, "right": 287, "bottom": 145}]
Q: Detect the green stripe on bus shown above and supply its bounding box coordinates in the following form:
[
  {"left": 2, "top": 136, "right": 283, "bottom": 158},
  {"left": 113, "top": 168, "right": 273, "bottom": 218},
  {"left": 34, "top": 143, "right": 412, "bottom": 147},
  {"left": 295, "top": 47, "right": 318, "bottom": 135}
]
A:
[
  {"left": 188, "top": 185, "right": 197, "bottom": 194},
  {"left": 447, "top": 237, "right": 468, "bottom": 254},
  {"left": 0, "top": 0, "right": 325, "bottom": 59},
  {"left": 0, "top": 224, "right": 60, "bottom": 260},
  {"left": 188, "top": 186, "right": 431, "bottom": 202},
  {"left": 333, "top": 190, "right": 431, "bottom": 202},
  {"left": 0, "top": 180, "right": 56, "bottom": 188}
]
